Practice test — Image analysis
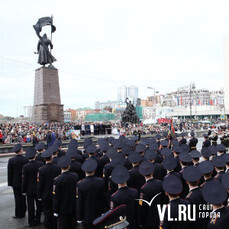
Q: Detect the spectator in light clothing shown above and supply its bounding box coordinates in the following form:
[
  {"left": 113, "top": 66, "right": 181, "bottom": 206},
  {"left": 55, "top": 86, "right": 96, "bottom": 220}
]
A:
[{"left": 90, "top": 124, "right": 94, "bottom": 136}]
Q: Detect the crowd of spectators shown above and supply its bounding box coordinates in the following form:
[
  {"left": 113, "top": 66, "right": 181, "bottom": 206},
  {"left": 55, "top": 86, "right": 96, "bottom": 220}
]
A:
[{"left": 0, "top": 120, "right": 228, "bottom": 145}]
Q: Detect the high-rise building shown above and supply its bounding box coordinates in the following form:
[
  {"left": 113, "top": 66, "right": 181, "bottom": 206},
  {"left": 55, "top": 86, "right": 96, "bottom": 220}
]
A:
[
  {"left": 128, "top": 85, "right": 138, "bottom": 105},
  {"left": 117, "top": 85, "right": 138, "bottom": 105},
  {"left": 224, "top": 36, "right": 229, "bottom": 114},
  {"left": 117, "top": 86, "right": 127, "bottom": 103}
]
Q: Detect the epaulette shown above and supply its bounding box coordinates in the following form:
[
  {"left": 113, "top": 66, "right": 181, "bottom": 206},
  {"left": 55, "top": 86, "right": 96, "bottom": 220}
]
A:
[
  {"left": 111, "top": 190, "right": 119, "bottom": 197},
  {"left": 210, "top": 214, "right": 218, "bottom": 224},
  {"left": 54, "top": 174, "right": 61, "bottom": 180}
]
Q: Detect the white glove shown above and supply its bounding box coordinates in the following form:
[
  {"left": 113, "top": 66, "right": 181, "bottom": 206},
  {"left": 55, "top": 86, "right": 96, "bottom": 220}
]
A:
[
  {"left": 54, "top": 213, "right": 58, "bottom": 217},
  {"left": 77, "top": 220, "right": 83, "bottom": 224},
  {"left": 22, "top": 193, "right": 26, "bottom": 196}
]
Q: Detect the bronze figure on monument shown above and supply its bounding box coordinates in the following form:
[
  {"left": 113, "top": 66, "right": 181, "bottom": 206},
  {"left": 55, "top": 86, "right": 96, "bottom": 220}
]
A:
[
  {"left": 121, "top": 98, "right": 139, "bottom": 124},
  {"left": 33, "top": 16, "right": 64, "bottom": 123}
]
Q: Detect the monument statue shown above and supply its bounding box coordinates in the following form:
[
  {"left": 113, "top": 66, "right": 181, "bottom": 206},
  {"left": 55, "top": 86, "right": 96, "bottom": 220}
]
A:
[
  {"left": 33, "top": 16, "right": 64, "bottom": 123},
  {"left": 33, "top": 17, "right": 57, "bottom": 66},
  {"left": 121, "top": 98, "right": 140, "bottom": 123}
]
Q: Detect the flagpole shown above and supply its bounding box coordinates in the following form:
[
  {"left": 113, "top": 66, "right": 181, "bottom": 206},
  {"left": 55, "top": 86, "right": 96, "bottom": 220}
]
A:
[{"left": 50, "top": 15, "right": 53, "bottom": 54}]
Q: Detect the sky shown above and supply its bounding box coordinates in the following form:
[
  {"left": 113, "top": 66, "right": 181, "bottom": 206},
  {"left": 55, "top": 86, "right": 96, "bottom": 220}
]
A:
[{"left": 1, "top": 0, "right": 229, "bottom": 117}]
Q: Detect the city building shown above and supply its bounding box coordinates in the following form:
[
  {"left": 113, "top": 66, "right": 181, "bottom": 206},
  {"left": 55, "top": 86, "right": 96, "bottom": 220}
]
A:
[
  {"left": 65, "top": 108, "right": 78, "bottom": 121},
  {"left": 142, "top": 107, "right": 156, "bottom": 119},
  {"left": 95, "top": 100, "right": 125, "bottom": 110},
  {"left": 77, "top": 108, "right": 98, "bottom": 121},
  {"left": 64, "top": 110, "right": 72, "bottom": 123},
  {"left": 117, "top": 85, "right": 127, "bottom": 103},
  {"left": 23, "top": 106, "right": 33, "bottom": 118},
  {"left": 117, "top": 85, "right": 139, "bottom": 105}
]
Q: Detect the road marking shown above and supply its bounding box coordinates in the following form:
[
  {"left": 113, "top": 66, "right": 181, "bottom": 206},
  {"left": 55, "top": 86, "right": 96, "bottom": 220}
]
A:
[{"left": 0, "top": 182, "right": 7, "bottom": 188}]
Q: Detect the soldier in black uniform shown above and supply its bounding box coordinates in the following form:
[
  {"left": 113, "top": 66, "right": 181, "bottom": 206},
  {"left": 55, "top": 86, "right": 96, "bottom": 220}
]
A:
[
  {"left": 220, "top": 131, "right": 228, "bottom": 147},
  {"left": 210, "top": 131, "right": 218, "bottom": 146},
  {"left": 202, "top": 134, "right": 211, "bottom": 148},
  {"left": 110, "top": 166, "right": 138, "bottom": 229},
  {"left": 138, "top": 160, "right": 166, "bottom": 229},
  {"left": 37, "top": 149, "right": 61, "bottom": 229},
  {"left": 182, "top": 166, "right": 207, "bottom": 229},
  {"left": 179, "top": 133, "right": 187, "bottom": 146},
  {"left": 212, "top": 156, "right": 226, "bottom": 182},
  {"left": 162, "top": 155, "right": 181, "bottom": 180},
  {"left": 178, "top": 152, "right": 193, "bottom": 198},
  {"left": 127, "top": 151, "right": 145, "bottom": 193},
  {"left": 98, "top": 141, "right": 110, "bottom": 169},
  {"left": 172, "top": 145, "right": 182, "bottom": 173},
  {"left": 160, "top": 175, "right": 192, "bottom": 229},
  {"left": 224, "top": 154, "right": 229, "bottom": 173},
  {"left": 53, "top": 155, "right": 79, "bottom": 229},
  {"left": 188, "top": 132, "right": 198, "bottom": 151},
  {"left": 190, "top": 150, "right": 201, "bottom": 167},
  {"left": 144, "top": 149, "right": 167, "bottom": 180},
  {"left": 86, "top": 144, "right": 103, "bottom": 177},
  {"left": 201, "top": 148, "right": 211, "bottom": 161},
  {"left": 35, "top": 142, "right": 46, "bottom": 164},
  {"left": 66, "top": 145, "right": 84, "bottom": 180},
  {"left": 77, "top": 158, "right": 106, "bottom": 229},
  {"left": 8, "top": 144, "right": 28, "bottom": 218},
  {"left": 51, "top": 144, "right": 60, "bottom": 165},
  {"left": 198, "top": 161, "right": 214, "bottom": 187},
  {"left": 202, "top": 180, "right": 229, "bottom": 228},
  {"left": 22, "top": 148, "right": 43, "bottom": 227}
]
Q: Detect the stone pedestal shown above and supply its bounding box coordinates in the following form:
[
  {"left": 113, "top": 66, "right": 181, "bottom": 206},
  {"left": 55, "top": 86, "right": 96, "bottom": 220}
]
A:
[{"left": 33, "top": 67, "right": 64, "bottom": 123}]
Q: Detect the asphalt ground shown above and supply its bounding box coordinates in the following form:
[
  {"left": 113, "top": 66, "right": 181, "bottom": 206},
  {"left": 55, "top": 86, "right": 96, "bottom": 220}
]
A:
[{"left": 0, "top": 138, "right": 205, "bottom": 229}]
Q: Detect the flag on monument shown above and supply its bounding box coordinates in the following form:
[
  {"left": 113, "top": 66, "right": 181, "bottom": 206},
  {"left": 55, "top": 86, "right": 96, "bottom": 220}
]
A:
[{"left": 33, "top": 16, "right": 56, "bottom": 35}]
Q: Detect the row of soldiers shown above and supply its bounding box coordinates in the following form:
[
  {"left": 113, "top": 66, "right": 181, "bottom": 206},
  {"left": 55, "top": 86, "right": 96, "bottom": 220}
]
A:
[{"left": 7, "top": 132, "right": 229, "bottom": 229}]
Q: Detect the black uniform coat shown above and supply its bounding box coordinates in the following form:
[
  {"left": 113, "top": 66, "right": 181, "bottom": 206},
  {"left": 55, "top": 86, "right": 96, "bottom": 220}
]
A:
[
  {"left": 138, "top": 178, "right": 165, "bottom": 229},
  {"left": 35, "top": 153, "right": 45, "bottom": 164},
  {"left": 37, "top": 163, "right": 61, "bottom": 201},
  {"left": 8, "top": 154, "right": 28, "bottom": 188},
  {"left": 186, "top": 187, "right": 207, "bottom": 229},
  {"left": 153, "top": 162, "right": 167, "bottom": 180},
  {"left": 188, "top": 137, "right": 198, "bottom": 151},
  {"left": 207, "top": 207, "right": 229, "bottom": 229},
  {"left": 161, "top": 198, "right": 192, "bottom": 229},
  {"left": 110, "top": 186, "right": 138, "bottom": 229},
  {"left": 69, "top": 159, "right": 85, "bottom": 180},
  {"left": 127, "top": 164, "right": 145, "bottom": 193},
  {"left": 179, "top": 138, "right": 187, "bottom": 145},
  {"left": 202, "top": 139, "right": 211, "bottom": 148},
  {"left": 53, "top": 171, "right": 78, "bottom": 214},
  {"left": 22, "top": 160, "right": 43, "bottom": 195},
  {"left": 77, "top": 175, "right": 106, "bottom": 224}
]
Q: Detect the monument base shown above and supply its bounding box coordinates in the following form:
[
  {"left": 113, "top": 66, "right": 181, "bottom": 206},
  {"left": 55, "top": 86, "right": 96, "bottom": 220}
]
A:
[
  {"left": 33, "top": 67, "right": 64, "bottom": 123},
  {"left": 33, "top": 104, "right": 64, "bottom": 123}
]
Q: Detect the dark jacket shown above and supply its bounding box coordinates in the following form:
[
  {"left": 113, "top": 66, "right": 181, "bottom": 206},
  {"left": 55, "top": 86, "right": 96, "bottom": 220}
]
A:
[
  {"left": 53, "top": 171, "right": 78, "bottom": 214},
  {"left": 22, "top": 160, "right": 43, "bottom": 195},
  {"left": 77, "top": 176, "right": 106, "bottom": 223},
  {"left": 161, "top": 198, "right": 192, "bottom": 229},
  {"left": 110, "top": 186, "right": 138, "bottom": 229},
  {"left": 8, "top": 154, "right": 28, "bottom": 188},
  {"left": 138, "top": 178, "right": 165, "bottom": 228},
  {"left": 37, "top": 163, "right": 61, "bottom": 201}
]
